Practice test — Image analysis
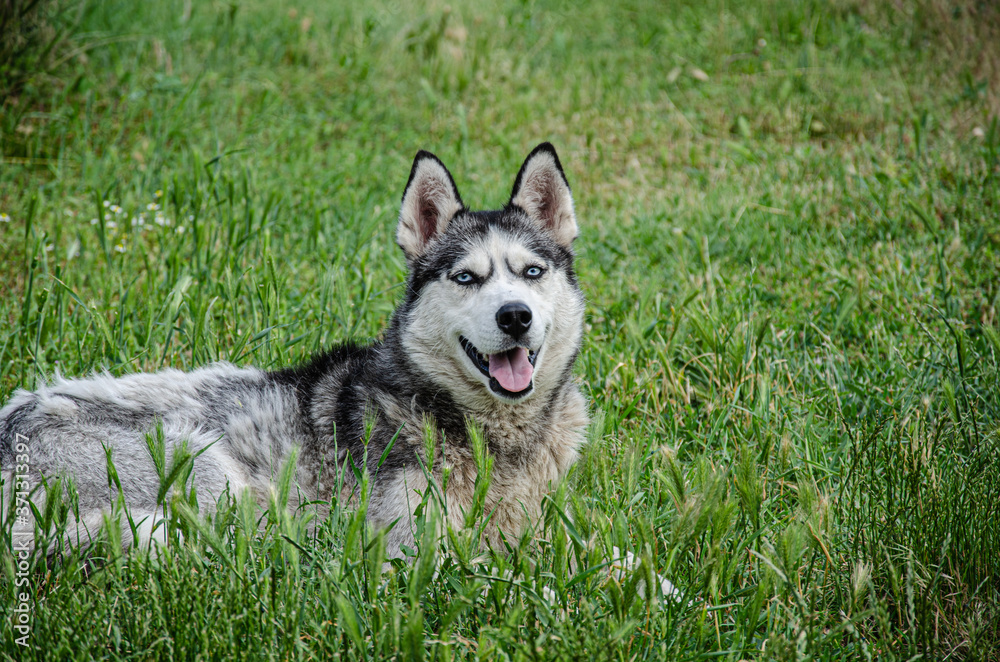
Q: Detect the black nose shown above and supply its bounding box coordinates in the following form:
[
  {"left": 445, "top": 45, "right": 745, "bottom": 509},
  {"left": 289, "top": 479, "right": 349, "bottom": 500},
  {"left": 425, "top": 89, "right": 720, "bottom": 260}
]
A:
[{"left": 496, "top": 302, "right": 532, "bottom": 338}]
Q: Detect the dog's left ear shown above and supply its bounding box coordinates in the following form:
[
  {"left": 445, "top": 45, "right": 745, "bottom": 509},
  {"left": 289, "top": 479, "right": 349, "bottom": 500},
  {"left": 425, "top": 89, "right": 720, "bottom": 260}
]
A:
[
  {"left": 397, "top": 150, "right": 465, "bottom": 261},
  {"left": 509, "top": 143, "right": 577, "bottom": 248}
]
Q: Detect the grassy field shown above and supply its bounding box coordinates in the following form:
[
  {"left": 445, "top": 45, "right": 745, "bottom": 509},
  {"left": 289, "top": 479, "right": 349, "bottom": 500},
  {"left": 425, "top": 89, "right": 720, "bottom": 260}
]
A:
[{"left": 2, "top": 0, "right": 999, "bottom": 659}]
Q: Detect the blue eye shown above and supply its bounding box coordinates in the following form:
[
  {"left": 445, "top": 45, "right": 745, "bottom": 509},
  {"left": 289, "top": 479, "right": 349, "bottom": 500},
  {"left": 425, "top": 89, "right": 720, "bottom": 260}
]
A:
[
  {"left": 524, "top": 266, "right": 544, "bottom": 279},
  {"left": 453, "top": 272, "right": 475, "bottom": 285}
]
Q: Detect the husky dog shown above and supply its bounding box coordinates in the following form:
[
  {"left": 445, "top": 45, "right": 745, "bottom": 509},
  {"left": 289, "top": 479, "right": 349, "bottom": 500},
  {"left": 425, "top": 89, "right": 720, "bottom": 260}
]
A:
[{"left": 0, "top": 143, "right": 588, "bottom": 558}]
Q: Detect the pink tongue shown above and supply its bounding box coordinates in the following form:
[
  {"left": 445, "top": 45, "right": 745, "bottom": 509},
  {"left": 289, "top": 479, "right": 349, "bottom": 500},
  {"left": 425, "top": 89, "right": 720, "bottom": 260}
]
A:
[{"left": 489, "top": 348, "right": 533, "bottom": 392}]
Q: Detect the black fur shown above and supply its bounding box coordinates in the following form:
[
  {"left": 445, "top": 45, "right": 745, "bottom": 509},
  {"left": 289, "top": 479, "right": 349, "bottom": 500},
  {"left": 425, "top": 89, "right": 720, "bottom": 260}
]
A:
[{"left": 408, "top": 210, "right": 576, "bottom": 297}]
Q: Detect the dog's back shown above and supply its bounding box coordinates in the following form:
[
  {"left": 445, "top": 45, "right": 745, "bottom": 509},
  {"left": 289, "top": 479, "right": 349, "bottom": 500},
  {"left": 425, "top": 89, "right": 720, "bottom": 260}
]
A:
[{"left": 0, "top": 363, "right": 317, "bottom": 547}]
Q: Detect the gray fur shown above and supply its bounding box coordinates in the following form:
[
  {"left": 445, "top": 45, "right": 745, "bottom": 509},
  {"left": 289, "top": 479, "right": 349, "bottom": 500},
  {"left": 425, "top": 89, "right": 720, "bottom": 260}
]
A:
[{"left": 0, "top": 143, "right": 588, "bottom": 558}]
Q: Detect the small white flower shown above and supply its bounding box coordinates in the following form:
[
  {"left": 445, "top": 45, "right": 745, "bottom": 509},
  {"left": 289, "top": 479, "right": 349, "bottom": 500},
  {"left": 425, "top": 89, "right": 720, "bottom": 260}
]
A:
[
  {"left": 155, "top": 190, "right": 163, "bottom": 198},
  {"left": 103, "top": 200, "right": 111, "bottom": 208},
  {"left": 0, "top": 213, "right": 9, "bottom": 223},
  {"left": 110, "top": 205, "right": 122, "bottom": 214},
  {"left": 45, "top": 244, "right": 54, "bottom": 252},
  {"left": 90, "top": 218, "right": 98, "bottom": 225},
  {"left": 177, "top": 226, "right": 186, "bottom": 234},
  {"left": 147, "top": 202, "right": 160, "bottom": 211},
  {"left": 106, "top": 221, "right": 117, "bottom": 229},
  {"left": 187, "top": 215, "right": 194, "bottom": 222},
  {"left": 114, "top": 243, "right": 126, "bottom": 253}
]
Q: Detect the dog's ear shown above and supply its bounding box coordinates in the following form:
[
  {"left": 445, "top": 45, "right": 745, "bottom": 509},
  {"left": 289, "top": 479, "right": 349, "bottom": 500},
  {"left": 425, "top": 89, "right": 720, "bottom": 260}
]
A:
[
  {"left": 397, "top": 150, "right": 464, "bottom": 260},
  {"left": 509, "top": 143, "right": 577, "bottom": 248}
]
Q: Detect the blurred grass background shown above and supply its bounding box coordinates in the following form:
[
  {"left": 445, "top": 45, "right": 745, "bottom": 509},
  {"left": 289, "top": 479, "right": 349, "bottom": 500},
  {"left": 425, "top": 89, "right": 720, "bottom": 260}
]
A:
[{"left": 1, "top": 0, "right": 999, "bottom": 659}]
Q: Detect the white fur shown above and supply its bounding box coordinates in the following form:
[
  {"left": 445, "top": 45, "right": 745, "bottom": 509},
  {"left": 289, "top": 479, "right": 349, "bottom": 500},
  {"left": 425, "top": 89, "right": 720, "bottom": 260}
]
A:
[{"left": 403, "top": 227, "right": 584, "bottom": 410}]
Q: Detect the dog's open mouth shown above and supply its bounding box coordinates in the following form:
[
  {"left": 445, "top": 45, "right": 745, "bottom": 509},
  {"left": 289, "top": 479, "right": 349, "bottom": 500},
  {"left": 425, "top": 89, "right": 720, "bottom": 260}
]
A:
[{"left": 459, "top": 336, "right": 537, "bottom": 398}]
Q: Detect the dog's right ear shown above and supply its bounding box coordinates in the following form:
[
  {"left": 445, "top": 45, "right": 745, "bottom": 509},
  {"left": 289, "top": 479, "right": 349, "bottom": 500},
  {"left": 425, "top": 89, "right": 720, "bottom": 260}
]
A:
[{"left": 397, "top": 151, "right": 464, "bottom": 261}]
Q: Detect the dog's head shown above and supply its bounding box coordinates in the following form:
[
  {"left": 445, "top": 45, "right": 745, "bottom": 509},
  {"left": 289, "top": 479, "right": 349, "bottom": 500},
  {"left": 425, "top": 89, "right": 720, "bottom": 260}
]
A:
[{"left": 395, "top": 144, "right": 584, "bottom": 406}]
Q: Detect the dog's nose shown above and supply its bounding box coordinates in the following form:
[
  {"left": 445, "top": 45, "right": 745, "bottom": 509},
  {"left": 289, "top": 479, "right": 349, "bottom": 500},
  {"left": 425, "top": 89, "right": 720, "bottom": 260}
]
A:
[{"left": 496, "top": 302, "right": 532, "bottom": 338}]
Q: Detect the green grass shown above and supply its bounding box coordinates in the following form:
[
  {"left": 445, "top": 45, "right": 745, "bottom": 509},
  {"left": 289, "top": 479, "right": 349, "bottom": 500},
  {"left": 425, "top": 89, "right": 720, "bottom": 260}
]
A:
[{"left": 2, "top": 0, "right": 999, "bottom": 659}]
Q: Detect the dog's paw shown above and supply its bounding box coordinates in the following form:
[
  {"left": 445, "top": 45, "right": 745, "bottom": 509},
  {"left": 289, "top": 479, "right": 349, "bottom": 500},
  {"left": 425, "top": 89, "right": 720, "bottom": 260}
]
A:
[{"left": 608, "top": 546, "right": 684, "bottom": 603}]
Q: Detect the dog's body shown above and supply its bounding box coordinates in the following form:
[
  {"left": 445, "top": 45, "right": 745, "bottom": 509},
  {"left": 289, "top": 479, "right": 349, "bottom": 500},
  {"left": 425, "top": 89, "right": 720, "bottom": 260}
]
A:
[{"left": 0, "top": 144, "right": 588, "bottom": 558}]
